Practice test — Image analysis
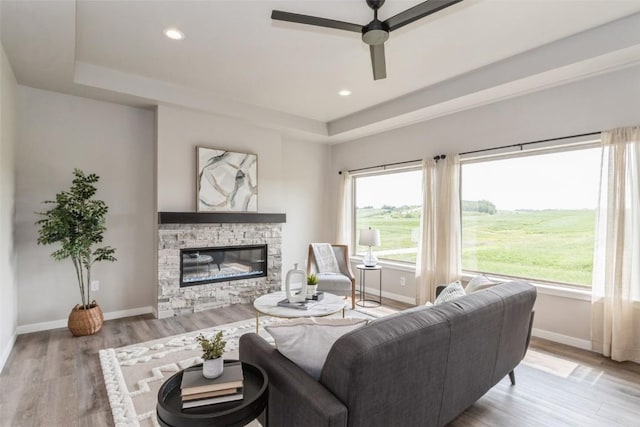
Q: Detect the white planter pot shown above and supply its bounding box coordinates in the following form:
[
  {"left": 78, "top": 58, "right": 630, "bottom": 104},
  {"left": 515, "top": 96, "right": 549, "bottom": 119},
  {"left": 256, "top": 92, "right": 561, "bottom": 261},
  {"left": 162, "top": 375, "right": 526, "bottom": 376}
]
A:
[
  {"left": 306, "top": 285, "right": 318, "bottom": 297},
  {"left": 203, "top": 357, "right": 224, "bottom": 379}
]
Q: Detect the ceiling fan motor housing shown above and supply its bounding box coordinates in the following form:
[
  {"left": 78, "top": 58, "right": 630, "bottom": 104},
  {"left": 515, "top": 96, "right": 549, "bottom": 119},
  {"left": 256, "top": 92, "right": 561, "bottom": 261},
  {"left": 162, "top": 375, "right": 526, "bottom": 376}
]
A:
[
  {"left": 366, "top": 0, "right": 386, "bottom": 10},
  {"left": 362, "top": 20, "right": 389, "bottom": 45}
]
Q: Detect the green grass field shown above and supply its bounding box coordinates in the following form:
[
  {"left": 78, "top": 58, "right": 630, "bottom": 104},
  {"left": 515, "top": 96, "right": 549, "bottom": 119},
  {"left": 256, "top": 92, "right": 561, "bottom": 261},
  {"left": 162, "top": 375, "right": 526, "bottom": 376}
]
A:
[{"left": 356, "top": 208, "right": 595, "bottom": 286}]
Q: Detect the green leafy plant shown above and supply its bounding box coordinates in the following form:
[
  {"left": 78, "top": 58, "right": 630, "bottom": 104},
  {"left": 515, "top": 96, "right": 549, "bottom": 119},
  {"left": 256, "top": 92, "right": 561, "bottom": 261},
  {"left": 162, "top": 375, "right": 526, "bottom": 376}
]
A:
[
  {"left": 196, "top": 331, "right": 226, "bottom": 360},
  {"left": 307, "top": 273, "right": 319, "bottom": 286},
  {"left": 36, "top": 169, "right": 116, "bottom": 309}
]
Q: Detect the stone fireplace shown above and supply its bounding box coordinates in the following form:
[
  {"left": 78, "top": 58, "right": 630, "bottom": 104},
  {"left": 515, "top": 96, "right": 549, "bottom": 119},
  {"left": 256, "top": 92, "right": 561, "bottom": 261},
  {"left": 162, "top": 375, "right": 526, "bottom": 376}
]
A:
[{"left": 157, "top": 212, "right": 285, "bottom": 318}]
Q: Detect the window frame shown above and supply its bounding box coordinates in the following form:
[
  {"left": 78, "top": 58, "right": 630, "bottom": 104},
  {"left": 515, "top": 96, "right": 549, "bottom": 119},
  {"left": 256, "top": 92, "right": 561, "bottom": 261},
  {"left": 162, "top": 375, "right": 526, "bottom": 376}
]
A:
[
  {"left": 459, "top": 137, "right": 602, "bottom": 291},
  {"left": 350, "top": 164, "right": 423, "bottom": 265}
]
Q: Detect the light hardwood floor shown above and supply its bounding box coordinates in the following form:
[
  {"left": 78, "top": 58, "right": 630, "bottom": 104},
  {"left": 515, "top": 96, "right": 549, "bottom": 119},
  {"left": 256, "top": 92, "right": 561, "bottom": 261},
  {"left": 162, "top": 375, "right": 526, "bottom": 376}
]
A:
[{"left": 1, "top": 299, "right": 639, "bottom": 427}]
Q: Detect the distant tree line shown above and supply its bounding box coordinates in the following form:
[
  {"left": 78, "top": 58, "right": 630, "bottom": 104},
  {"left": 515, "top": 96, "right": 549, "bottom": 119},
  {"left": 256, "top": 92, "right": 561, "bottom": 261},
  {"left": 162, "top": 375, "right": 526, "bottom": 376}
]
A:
[
  {"left": 357, "top": 205, "right": 421, "bottom": 219},
  {"left": 462, "top": 200, "right": 497, "bottom": 215},
  {"left": 359, "top": 202, "right": 497, "bottom": 215}
]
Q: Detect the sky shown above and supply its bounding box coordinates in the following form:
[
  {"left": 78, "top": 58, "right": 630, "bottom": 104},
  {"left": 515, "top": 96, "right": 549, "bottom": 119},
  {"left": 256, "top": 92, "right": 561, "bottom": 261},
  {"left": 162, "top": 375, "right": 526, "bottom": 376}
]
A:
[
  {"left": 356, "top": 170, "right": 422, "bottom": 208},
  {"left": 355, "top": 147, "right": 601, "bottom": 211},
  {"left": 462, "top": 148, "right": 601, "bottom": 211}
]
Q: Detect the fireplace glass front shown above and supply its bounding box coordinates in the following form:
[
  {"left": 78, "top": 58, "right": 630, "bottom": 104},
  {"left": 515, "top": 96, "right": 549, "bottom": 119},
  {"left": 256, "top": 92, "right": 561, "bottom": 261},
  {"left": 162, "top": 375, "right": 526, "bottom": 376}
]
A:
[{"left": 180, "top": 245, "right": 267, "bottom": 287}]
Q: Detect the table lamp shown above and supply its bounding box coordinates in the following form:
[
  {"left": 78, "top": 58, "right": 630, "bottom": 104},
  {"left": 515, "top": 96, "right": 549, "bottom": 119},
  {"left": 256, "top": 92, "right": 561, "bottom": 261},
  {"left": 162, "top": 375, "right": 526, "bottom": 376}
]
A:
[{"left": 359, "top": 227, "right": 381, "bottom": 267}]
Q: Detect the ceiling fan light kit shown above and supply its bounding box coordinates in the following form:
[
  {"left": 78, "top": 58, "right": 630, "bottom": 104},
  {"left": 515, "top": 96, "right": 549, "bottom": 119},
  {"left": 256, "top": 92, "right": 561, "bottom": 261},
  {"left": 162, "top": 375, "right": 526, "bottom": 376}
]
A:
[{"left": 272, "top": 0, "right": 463, "bottom": 80}]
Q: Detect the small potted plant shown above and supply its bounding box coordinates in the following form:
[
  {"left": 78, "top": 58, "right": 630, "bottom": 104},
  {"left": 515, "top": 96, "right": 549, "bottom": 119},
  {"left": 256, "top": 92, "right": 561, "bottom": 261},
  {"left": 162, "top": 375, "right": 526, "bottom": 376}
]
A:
[
  {"left": 306, "top": 273, "right": 319, "bottom": 297},
  {"left": 196, "top": 331, "right": 226, "bottom": 379}
]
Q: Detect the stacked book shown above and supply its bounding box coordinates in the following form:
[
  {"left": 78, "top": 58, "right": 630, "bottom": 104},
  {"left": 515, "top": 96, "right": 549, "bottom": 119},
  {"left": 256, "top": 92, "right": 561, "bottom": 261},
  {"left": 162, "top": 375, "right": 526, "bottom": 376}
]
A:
[
  {"left": 277, "top": 299, "right": 315, "bottom": 310},
  {"left": 180, "top": 362, "right": 244, "bottom": 409},
  {"left": 277, "top": 292, "right": 324, "bottom": 310}
]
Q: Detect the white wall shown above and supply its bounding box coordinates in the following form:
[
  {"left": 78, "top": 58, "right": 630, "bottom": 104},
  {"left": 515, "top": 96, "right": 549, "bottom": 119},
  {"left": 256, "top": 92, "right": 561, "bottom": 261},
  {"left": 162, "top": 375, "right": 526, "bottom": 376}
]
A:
[
  {"left": 280, "top": 137, "right": 332, "bottom": 268},
  {"left": 15, "top": 86, "right": 155, "bottom": 328},
  {"left": 331, "top": 65, "right": 640, "bottom": 344},
  {"left": 0, "top": 44, "right": 18, "bottom": 371},
  {"left": 156, "top": 105, "right": 330, "bottom": 280}
]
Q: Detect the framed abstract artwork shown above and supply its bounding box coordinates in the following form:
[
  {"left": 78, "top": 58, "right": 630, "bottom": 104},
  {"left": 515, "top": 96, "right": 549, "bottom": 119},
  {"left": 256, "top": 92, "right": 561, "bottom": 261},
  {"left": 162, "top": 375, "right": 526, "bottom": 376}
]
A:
[{"left": 196, "top": 147, "right": 258, "bottom": 212}]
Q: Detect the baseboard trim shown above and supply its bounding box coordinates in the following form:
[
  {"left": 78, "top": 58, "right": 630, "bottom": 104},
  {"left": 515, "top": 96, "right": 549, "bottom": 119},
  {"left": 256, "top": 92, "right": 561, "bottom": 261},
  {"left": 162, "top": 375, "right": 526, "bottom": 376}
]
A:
[
  {"left": 531, "top": 328, "right": 592, "bottom": 351},
  {"left": 16, "top": 306, "right": 154, "bottom": 335},
  {"left": 103, "top": 306, "right": 154, "bottom": 321},
  {"left": 0, "top": 333, "right": 17, "bottom": 373},
  {"left": 362, "top": 286, "right": 416, "bottom": 305}
]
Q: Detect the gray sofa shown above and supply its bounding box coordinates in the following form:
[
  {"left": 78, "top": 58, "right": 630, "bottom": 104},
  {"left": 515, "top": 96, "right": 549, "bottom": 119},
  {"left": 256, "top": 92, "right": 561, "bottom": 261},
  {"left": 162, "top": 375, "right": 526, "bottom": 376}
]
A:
[{"left": 240, "top": 281, "right": 537, "bottom": 427}]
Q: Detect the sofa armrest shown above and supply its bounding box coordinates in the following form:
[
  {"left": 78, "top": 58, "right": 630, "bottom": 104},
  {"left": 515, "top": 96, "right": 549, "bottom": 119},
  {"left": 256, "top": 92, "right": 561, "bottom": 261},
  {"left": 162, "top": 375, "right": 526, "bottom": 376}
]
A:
[{"left": 239, "top": 333, "right": 348, "bottom": 427}]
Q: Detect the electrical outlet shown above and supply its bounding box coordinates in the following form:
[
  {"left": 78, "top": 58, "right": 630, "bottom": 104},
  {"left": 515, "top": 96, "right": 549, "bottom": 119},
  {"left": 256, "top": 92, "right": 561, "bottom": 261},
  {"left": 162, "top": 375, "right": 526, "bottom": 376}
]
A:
[
  {"left": 400, "top": 276, "right": 406, "bottom": 287},
  {"left": 91, "top": 280, "right": 100, "bottom": 292}
]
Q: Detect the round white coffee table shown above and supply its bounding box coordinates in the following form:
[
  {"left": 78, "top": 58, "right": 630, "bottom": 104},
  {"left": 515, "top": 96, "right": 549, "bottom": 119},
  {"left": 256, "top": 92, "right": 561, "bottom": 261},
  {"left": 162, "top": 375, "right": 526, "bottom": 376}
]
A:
[{"left": 253, "top": 291, "right": 346, "bottom": 332}]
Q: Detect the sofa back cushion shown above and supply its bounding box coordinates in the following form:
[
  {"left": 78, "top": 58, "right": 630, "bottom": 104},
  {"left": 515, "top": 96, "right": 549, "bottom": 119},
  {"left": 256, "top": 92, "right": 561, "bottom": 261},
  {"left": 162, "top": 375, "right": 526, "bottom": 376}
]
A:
[
  {"left": 320, "top": 281, "right": 536, "bottom": 427},
  {"left": 321, "top": 305, "right": 450, "bottom": 427}
]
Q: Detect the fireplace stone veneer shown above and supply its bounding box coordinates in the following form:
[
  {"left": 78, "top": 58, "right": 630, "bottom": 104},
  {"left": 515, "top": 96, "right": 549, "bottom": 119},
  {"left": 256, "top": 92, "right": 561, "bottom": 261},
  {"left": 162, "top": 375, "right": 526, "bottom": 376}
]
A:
[{"left": 157, "top": 222, "right": 282, "bottom": 318}]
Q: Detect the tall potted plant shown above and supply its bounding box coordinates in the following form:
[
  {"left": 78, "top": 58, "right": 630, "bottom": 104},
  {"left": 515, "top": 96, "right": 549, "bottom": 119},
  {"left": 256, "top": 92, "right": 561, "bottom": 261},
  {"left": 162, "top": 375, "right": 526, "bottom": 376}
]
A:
[{"left": 36, "top": 169, "right": 116, "bottom": 336}]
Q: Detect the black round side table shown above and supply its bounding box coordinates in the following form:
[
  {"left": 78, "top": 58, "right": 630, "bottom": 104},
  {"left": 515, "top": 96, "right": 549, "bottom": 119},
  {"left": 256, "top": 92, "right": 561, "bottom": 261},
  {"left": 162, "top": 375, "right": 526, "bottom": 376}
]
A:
[
  {"left": 157, "top": 360, "right": 268, "bottom": 427},
  {"left": 356, "top": 264, "right": 383, "bottom": 307}
]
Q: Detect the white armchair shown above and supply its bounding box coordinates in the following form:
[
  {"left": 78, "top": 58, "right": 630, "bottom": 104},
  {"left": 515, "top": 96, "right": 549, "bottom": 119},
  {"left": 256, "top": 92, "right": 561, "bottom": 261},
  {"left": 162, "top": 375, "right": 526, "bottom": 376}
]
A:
[{"left": 307, "top": 244, "right": 356, "bottom": 309}]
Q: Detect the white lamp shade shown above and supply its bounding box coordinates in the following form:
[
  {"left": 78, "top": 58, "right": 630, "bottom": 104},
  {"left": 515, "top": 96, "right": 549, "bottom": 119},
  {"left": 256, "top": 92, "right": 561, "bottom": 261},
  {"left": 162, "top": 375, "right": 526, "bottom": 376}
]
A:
[{"left": 359, "top": 228, "right": 381, "bottom": 247}]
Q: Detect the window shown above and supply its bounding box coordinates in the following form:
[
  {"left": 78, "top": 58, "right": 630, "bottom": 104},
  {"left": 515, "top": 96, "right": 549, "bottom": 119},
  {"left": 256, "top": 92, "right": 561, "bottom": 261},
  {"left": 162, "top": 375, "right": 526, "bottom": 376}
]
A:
[
  {"left": 461, "top": 145, "right": 601, "bottom": 287},
  {"left": 354, "top": 169, "right": 422, "bottom": 263}
]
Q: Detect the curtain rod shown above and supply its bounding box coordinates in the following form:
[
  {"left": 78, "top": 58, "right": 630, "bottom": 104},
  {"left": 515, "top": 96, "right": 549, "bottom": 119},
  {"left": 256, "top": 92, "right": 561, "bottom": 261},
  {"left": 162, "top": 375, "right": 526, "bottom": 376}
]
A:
[
  {"left": 338, "top": 130, "right": 601, "bottom": 175},
  {"left": 458, "top": 131, "right": 601, "bottom": 156},
  {"left": 338, "top": 155, "right": 445, "bottom": 175}
]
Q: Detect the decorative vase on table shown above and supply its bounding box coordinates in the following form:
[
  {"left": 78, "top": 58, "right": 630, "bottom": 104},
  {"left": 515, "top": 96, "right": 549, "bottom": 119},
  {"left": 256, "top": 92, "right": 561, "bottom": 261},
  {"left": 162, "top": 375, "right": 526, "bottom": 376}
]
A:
[
  {"left": 306, "top": 285, "right": 318, "bottom": 298},
  {"left": 203, "top": 357, "right": 224, "bottom": 379},
  {"left": 285, "top": 263, "right": 308, "bottom": 303},
  {"left": 306, "top": 273, "right": 319, "bottom": 298}
]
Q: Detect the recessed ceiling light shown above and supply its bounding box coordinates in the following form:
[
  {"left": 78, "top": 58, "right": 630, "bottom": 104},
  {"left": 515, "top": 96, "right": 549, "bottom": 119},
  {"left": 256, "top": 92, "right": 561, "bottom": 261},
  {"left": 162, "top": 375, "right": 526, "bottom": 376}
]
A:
[
  {"left": 338, "top": 90, "right": 352, "bottom": 97},
  {"left": 164, "top": 27, "right": 184, "bottom": 40}
]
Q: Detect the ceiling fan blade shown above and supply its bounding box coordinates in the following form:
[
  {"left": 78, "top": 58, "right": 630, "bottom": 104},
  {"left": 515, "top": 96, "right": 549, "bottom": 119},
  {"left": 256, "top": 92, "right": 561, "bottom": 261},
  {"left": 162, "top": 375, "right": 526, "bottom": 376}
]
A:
[
  {"left": 370, "top": 44, "right": 387, "bottom": 80},
  {"left": 271, "top": 10, "right": 362, "bottom": 33},
  {"left": 383, "top": 0, "right": 463, "bottom": 32}
]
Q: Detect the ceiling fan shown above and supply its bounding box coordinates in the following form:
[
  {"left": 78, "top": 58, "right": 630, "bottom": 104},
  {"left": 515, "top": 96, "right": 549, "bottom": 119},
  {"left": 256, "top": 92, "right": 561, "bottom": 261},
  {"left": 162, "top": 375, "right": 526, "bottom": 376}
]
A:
[{"left": 271, "top": 0, "right": 463, "bottom": 80}]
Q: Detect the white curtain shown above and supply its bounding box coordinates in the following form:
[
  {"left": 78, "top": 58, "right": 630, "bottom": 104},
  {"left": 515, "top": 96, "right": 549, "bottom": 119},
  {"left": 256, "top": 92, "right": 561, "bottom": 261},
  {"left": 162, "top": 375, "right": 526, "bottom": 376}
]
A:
[
  {"left": 336, "top": 171, "right": 353, "bottom": 245},
  {"left": 415, "top": 155, "right": 462, "bottom": 304},
  {"left": 591, "top": 126, "right": 640, "bottom": 363}
]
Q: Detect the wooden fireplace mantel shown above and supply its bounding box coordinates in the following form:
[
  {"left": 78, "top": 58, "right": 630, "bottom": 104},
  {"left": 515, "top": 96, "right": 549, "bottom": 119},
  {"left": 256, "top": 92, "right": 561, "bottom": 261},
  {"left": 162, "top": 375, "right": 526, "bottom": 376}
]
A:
[{"left": 157, "top": 212, "right": 286, "bottom": 224}]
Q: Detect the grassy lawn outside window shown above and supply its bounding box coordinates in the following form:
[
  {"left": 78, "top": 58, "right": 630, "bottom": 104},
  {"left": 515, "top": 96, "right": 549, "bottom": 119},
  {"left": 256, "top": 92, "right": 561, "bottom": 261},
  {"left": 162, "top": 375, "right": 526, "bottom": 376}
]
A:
[
  {"left": 354, "top": 169, "right": 422, "bottom": 264},
  {"left": 461, "top": 145, "right": 601, "bottom": 287}
]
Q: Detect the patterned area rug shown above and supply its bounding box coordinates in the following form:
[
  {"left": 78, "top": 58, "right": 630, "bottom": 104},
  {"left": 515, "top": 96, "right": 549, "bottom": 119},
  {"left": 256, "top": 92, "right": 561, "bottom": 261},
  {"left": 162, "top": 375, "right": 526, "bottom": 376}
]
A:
[{"left": 99, "top": 309, "right": 376, "bottom": 427}]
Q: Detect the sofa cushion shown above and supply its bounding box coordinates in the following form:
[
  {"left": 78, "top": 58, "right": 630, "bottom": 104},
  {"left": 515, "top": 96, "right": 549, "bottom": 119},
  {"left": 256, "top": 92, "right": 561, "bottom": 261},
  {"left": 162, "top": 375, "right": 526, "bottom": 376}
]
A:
[
  {"left": 434, "top": 281, "right": 465, "bottom": 304},
  {"left": 465, "top": 274, "right": 498, "bottom": 293},
  {"left": 265, "top": 317, "right": 367, "bottom": 380}
]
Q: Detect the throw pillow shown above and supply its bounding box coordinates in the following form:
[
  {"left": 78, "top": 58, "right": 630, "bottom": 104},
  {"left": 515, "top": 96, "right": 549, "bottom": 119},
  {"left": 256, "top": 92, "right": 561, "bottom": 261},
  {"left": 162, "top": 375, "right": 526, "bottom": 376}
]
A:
[
  {"left": 433, "top": 281, "right": 465, "bottom": 305},
  {"left": 465, "top": 274, "right": 498, "bottom": 293},
  {"left": 265, "top": 317, "right": 368, "bottom": 380}
]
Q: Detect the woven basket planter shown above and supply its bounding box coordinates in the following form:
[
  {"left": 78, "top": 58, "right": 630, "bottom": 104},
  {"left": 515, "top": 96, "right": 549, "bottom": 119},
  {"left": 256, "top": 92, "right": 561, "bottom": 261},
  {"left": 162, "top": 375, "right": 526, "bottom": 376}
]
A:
[{"left": 68, "top": 301, "right": 104, "bottom": 336}]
